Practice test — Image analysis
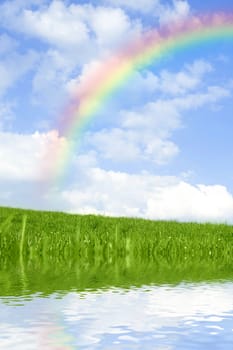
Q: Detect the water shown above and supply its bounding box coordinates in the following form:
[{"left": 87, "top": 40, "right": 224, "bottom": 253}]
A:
[
  {"left": 0, "top": 239, "right": 233, "bottom": 349},
  {"left": 1, "top": 282, "right": 233, "bottom": 349}
]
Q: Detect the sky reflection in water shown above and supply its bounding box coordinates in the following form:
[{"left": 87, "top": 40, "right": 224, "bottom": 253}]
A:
[{"left": 0, "top": 283, "right": 233, "bottom": 349}]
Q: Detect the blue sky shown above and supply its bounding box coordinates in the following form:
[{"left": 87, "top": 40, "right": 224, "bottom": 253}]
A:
[{"left": 0, "top": 0, "right": 233, "bottom": 222}]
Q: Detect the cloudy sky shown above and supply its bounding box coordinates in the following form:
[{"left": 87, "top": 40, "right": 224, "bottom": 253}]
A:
[{"left": 0, "top": 0, "right": 232, "bottom": 222}]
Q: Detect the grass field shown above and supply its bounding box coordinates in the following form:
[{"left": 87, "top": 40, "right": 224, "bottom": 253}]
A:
[{"left": 0, "top": 206, "right": 233, "bottom": 297}]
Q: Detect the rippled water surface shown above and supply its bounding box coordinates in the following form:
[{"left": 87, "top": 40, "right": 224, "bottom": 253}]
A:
[{"left": 1, "top": 282, "right": 233, "bottom": 349}]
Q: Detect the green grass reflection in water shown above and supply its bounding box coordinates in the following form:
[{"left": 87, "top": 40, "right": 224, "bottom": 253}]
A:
[{"left": 0, "top": 206, "right": 233, "bottom": 299}]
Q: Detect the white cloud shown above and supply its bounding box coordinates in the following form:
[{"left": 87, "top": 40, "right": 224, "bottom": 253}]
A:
[
  {"left": 121, "top": 84, "right": 230, "bottom": 133},
  {"left": 121, "top": 101, "right": 181, "bottom": 132},
  {"left": 170, "top": 85, "right": 231, "bottom": 110},
  {"left": 62, "top": 166, "right": 233, "bottom": 223},
  {"left": 0, "top": 1, "right": 142, "bottom": 51},
  {"left": 103, "top": 0, "right": 159, "bottom": 13},
  {"left": 87, "top": 74, "right": 230, "bottom": 166},
  {"left": 147, "top": 182, "right": 233, "bottom": 222},
  {"left": 87, "top": 128, "right": 141, "bottom": 162},
  {"left": 95, "top": 59, "right": 212, "bottom": 101},
  {"left": 1, "top": 129, "right": 233, "bottom": 223},
  {"left": 158, "top": 60, "right": 213, "bottom": 95},
  {"left": 87, "top": 127, "right": 179, "bottom": 164},
  {"left": 159, "top": 0, "right": 191, "bottom": 25},
  {"left": 103, "top": 0, "right": 190, "bottom": 23},
  {"left": 0, "top": 0, "right": 88, "bottom": 48},
  {"left": 61, "top": 167, "right": 178, "bottom": 217},
  {"left": 32, "top": 49, "right": 76, "bottom": 108},
  {"left": 89, "top": 6, "right": 142, "bottom": 48},
  {"left": 20, "top": 1, "right": 89, "bottom": 48},
  {"left": 0, "top": 50, "right": 38, "bottom": 97},
  {"left": 65, "top": 58, "right": 222, "bottom": 166},
  {"left": 144, "top": 138, "right": 179, "bottom": 163},
  {"left": 0, "top": 130, "right": 66, "bottom": 181},
  {"left": 0, "top": 1, "right": 142, "bottom": 110},
  {"left": 132, "top": 60, "right": 213, "bottom": 99}
]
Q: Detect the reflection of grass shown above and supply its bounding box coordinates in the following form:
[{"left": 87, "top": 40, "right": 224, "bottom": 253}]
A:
[{"left": 0, "top": 206, "right": 233, "bottom": 297}]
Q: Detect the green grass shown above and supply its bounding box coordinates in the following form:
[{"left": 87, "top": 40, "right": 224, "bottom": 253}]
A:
[
  {"left": 0, "top": 206, "right": 233, "bottom": 298},
  {"left": 0, "top": 205, "right": 233, "bottom": 260}
]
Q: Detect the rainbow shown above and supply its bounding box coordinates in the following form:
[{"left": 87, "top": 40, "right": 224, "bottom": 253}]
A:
[{"left": 42, "top": 12, "right": 233, "bottom": 188}]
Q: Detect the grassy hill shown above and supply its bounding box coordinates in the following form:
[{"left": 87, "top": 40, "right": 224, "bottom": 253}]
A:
[{"left": 0, "top": 206, "right": 233, "bottom": 297}]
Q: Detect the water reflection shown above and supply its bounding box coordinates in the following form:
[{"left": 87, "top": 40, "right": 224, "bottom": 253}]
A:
[
  {"left": 0, "top": 283, "right": 233, "bottom": 349},
  {"left": 1, "top": 246, "right": 233, "bottom": 349},
  {"left": 0, "top": 252, "right": 233, "bottom": 297}
]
